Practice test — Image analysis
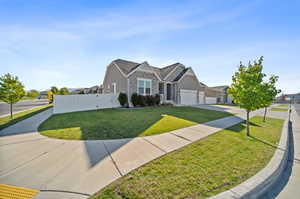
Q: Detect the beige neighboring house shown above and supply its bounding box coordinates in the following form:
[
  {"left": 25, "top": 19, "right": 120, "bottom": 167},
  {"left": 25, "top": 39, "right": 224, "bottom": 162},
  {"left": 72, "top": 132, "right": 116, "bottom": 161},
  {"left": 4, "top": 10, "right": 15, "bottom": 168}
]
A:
[
  {"left": 102, "top": 59, "right": 206, "bottom": 105},
  {"left": 209, "top": 85, "right": 233, "bottom": 104}
]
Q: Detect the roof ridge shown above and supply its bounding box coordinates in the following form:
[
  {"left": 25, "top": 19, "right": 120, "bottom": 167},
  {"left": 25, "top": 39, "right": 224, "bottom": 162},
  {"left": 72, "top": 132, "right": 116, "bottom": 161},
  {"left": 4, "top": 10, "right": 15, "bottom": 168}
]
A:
[{"left": 161, "top": 62, "right": 180, "bottom": 69}]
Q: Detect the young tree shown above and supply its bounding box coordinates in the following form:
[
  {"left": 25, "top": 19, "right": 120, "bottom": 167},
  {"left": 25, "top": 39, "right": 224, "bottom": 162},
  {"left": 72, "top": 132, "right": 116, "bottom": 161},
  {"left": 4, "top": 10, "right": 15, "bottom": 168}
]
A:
[
  {"left": 228, "top": 56, "right": 266, "bottom": 136},
  {"left": 59, "top": 87, "right": 70, "bottom": 95},
  {"left": 47, "top": 91, "right": 53, "bottom": 104},
  {"left": 51, "top": 86, "right": 58, "bottom": 94},
  {"left": 0, "top": 73, "right": 25, "bottom": 118},
  {"left": 261, "top": 75, "right": 281, "bottom": 122}
]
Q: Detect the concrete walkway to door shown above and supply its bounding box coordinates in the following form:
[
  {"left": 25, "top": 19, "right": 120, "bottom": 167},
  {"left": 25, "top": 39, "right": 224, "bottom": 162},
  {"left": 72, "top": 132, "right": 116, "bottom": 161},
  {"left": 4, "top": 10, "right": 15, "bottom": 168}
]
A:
[{"left": 0, "top": 106, "right": 283, "bottom": 199}]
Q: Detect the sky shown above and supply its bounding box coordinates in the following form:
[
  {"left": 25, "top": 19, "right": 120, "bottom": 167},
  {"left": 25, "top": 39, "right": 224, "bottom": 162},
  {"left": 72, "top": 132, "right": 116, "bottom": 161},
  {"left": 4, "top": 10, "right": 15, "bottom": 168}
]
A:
[{"left": 0, "top": 0, "right": 299, "bottom": 94}]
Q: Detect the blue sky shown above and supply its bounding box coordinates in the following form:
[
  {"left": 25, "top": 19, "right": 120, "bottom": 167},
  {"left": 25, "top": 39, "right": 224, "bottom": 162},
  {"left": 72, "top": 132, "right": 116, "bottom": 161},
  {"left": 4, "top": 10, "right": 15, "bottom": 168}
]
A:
[{"left": 1, "top": 0, "right": 299, "bottom": 93}]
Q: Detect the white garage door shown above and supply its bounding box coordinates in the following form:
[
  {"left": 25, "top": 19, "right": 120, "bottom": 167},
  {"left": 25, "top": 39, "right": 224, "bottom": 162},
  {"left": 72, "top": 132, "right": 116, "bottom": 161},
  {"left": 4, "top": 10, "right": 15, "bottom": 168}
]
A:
[
  {"left": 199, "top": 91, "right": 205, "bottom": 104},
  {"left": 206, "top": 97, "right": 217, "bottom": 104},
  {"left": 180, "top": 89, "right": 197, "bottom": 105}
]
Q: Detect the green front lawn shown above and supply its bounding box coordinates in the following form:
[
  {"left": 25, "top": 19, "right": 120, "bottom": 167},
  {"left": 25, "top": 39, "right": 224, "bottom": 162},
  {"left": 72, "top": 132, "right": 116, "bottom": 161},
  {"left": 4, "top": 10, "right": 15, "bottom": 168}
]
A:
[
  {"left": 0, "top": 104, "right": 52, "bottom": 130},
  {"left": 91, "top": 116, "right": 284, "bottom": 199},
  {"left": 271, "top": 108, "right": 288, "bottom": 111},
  {"left": 38, "top": 106, "right": 233, "bottom": 140}
]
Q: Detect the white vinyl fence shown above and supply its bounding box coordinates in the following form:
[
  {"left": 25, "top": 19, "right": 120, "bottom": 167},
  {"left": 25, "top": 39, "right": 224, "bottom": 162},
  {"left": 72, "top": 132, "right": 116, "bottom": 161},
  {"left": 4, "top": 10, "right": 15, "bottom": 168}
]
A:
[{"left": 53, "top": 94, "right": 120, "bottom": 114}]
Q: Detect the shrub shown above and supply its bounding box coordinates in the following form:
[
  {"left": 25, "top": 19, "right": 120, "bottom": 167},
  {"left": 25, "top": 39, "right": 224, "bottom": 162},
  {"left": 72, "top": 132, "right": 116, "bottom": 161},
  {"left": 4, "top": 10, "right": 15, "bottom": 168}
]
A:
[
  {"left": 145, "top": 95, "right": 153, "bottom": 106},
  {"left": 118, "top": 92, "right": 128, "bottom": 107},
  {"left": 137, "top": 95, "right": 146, "bottom": 107},
  {"left": 131, "top": 94, "right": 160, "bottom": 107},
  {"left": 131, "top": 93, "right": 139, "bottom": 107},
  {"left": 154, "top": 94, "right": 161, "bottom": 105}
]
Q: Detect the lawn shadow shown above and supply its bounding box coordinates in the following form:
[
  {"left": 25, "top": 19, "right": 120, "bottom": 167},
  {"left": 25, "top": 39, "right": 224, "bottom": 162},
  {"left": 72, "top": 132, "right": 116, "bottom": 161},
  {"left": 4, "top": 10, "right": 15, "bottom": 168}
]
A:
[
  {"left": 226, "top": 121, "right": 261, "bottom": 133},
  {"left": 249, "top": 135, "right": 279, "bottom": 149}
]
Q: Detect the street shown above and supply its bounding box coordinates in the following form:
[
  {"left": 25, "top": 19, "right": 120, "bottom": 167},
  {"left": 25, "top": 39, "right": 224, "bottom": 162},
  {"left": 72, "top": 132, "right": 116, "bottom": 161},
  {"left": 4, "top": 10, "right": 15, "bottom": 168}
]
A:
[
  {"left": 0, "top": 99, "right": 49, "bottom": 117},
  {"left": 294, "top": 104, "right": 300, "bottom": 117}
]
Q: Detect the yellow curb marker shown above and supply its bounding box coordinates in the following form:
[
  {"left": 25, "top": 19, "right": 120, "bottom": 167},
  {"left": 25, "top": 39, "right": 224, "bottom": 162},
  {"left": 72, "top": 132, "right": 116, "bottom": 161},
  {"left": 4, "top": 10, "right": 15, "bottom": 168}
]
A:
[{"left": 0, "top": 184, "right": 39, "bottom": 199}]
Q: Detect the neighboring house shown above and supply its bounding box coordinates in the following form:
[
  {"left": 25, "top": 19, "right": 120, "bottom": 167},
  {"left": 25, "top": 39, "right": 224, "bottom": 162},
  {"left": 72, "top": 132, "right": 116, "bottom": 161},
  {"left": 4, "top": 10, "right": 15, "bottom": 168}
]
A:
[
  {"left": 71, "top": 86, "right": 102, "bottom": 94},
  {"left": 275, "top": 93, "right": 300, "bottom": 104},
  {"left": 210, "top": 85, "right": 233, "bottom": 104},
  {"left": 102, "top": 59, "right": 206, "bottom": 105},
  {"left": 38, "top": 91, "right": 48, "bottom": 99}
]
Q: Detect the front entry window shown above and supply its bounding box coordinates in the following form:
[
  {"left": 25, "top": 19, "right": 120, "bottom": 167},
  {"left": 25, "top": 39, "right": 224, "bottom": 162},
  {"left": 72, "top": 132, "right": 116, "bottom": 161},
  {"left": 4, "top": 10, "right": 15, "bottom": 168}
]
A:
[
  {"left": 167, "top": 83, "right": 172, "bottom": 100},
  {"left": 138, "top": 79, "right": 152, "bottom": 95},
  {"left": 159, "top": 83, "right": 164, "bottom": 94}
]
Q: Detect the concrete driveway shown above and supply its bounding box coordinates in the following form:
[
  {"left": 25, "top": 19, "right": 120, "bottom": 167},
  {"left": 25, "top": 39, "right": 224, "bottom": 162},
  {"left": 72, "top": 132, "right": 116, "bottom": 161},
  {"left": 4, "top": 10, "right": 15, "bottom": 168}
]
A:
[
  {"left": 0, "top": 99, "right": 49, "bottom": 117},
  {"left": 0, "top": 106, "right": 285, "bottom": 199}
]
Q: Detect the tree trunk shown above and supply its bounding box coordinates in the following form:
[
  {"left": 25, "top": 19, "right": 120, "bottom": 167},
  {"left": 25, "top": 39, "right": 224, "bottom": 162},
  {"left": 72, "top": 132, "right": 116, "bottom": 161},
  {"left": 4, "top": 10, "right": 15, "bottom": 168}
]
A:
[
  {"left": 10, "top": 103, "right": 13, "bottom": 119},
  {"left": 263, "top": 107, "right": 267, "bottom": 122},
  {"left": 246, "top": 110, "right": 250, "bottom": 136}
]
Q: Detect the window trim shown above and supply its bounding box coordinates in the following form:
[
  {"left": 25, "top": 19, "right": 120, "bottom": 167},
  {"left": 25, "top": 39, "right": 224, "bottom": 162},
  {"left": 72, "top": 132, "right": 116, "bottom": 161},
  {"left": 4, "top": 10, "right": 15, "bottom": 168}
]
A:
[{"left": 137, "top": 78, "right": 152, "bottom": 95}]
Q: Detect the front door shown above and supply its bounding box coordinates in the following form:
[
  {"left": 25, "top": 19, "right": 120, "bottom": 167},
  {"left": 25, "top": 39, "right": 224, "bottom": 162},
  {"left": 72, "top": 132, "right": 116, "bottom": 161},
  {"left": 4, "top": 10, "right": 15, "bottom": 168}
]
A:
[{"left": 167, "top": 84, "right": 172, "bottom": 100}]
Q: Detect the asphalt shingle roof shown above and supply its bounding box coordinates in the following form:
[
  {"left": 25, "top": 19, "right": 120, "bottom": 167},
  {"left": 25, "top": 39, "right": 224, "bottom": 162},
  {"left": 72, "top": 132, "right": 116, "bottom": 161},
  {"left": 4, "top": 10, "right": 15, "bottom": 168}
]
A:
[
  {"left": 113, "top": 59, "right": 141, "bottom": 75},
  {"left": 113, "top": 59, "right": 188, "bottom": 81}
]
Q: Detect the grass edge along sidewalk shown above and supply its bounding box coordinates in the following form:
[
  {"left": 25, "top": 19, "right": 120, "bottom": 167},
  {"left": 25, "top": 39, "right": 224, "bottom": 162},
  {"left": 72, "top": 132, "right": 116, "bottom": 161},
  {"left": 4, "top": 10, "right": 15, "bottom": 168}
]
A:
[
  {"left": 38, "top": 106, "right": 233, "bottom": 140},
  {"left": 91, "top": 116, "right": 284, "bottom": 199},
  {"left": 0, "top": 104, "right": 52, "bottom": 131}
]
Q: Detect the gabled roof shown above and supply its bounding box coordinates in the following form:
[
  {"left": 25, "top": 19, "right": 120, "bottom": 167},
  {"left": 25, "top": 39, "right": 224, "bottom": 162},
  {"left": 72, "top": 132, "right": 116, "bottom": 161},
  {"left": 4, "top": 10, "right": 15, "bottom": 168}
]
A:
[
  {"left": 160, "top": 63, "right": 180, "bottom": 79},
  {"left": 111, "top": 59, "right": 196, "bottom": 82},
  {"left": 211, "top": 85, "right": 230, "bottom": 91},
  {"left": 173, "top": 68, "right": 189, "bottom": 81},
  {"left": 113, "top": 59, "right": 140, "bottom": 75}
]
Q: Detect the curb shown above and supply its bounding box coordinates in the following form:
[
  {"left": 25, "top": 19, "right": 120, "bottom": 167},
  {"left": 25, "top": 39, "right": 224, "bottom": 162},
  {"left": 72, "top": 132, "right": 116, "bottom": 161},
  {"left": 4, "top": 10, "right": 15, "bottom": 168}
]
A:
[{"left": 209, "top": 115, "right": 291, "bottom": 199}]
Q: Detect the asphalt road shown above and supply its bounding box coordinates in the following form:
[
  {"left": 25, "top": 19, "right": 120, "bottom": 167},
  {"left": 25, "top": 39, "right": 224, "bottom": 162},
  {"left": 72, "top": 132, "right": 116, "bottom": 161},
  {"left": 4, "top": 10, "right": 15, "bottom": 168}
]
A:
[
  {"left": 294, "top": 104, "right": 300, "bottom": 117},
  {"left": 0, "top": 99, "right": 49, "bottom": 117}
]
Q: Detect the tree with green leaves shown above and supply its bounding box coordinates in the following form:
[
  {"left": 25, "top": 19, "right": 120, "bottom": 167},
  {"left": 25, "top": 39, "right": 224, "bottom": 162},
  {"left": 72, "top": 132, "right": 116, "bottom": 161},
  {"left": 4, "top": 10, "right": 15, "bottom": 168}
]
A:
[
  {"left": 51, "top": 86, "right": 58, "bottom": 94},
  {"left": 261, "top": 75, "right": 281, "bottom": 122},
  {"left": 228, "top": 56, "right": 266, "bottom": 136},
  {"left": 26, "top": 89, "right": 39, "bottom": 99},
  {"left": 59, "top": 87, "right": 70, "bottom": 95},
  {"left": 47, "top": 91, "right": 53, "bottom": 103},
  {"left": 0, "top": 73, "right": 25, "bottom": 118}
]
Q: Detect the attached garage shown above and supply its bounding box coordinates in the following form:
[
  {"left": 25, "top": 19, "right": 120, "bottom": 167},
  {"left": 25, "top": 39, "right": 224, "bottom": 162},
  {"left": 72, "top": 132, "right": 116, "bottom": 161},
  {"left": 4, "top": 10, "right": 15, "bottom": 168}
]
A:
[
  {"left": 205, "top": 97, "right": 217, "bottom": 104},
  {"left": 199, "top": 91, "right": 205, "bottom": 104},
  {"left": 180, "top": 89, "right": 198, "bottom": 105}
]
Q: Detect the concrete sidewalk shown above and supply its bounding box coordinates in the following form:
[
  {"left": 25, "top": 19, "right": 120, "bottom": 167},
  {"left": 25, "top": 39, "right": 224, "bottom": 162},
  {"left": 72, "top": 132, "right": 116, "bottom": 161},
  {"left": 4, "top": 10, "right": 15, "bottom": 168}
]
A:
[{"left": 0, "top": 106, "right": 284, "bottom": 199}]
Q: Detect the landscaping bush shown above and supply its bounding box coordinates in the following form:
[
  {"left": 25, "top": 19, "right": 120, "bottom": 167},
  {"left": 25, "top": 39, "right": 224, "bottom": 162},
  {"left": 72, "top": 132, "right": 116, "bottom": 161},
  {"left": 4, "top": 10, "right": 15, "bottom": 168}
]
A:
[
  {"left": 137, "top": 95, "right": 146, "bottom": 107},
  {"left": 131, "top": 93, "right": 139, "bottom": 107},
  {"left": 118, "top": 92, "right": 128, "bottom": 107},
  {"left": 131, "top": 93, "right": 160, "bottom": 107},
  {"left": 145, "top": 95, "right": 154, "bottom": 106}
]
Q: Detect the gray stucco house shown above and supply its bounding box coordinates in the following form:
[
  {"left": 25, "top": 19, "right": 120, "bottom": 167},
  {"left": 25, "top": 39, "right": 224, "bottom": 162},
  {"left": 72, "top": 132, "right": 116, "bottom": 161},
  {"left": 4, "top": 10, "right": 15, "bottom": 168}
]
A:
[{"left": 102, "top": 59, "right": 206, "bottom": 105}]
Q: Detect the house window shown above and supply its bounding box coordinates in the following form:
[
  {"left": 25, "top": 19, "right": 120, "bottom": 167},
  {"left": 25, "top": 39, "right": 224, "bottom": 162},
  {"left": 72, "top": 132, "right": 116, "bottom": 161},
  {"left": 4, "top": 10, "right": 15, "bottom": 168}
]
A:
[
  {"left": 159, "top": 83, "right": 164, "bottom": 94},
  {"left": 137, "top": 79, "right": 152, "bottom": 95}
]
